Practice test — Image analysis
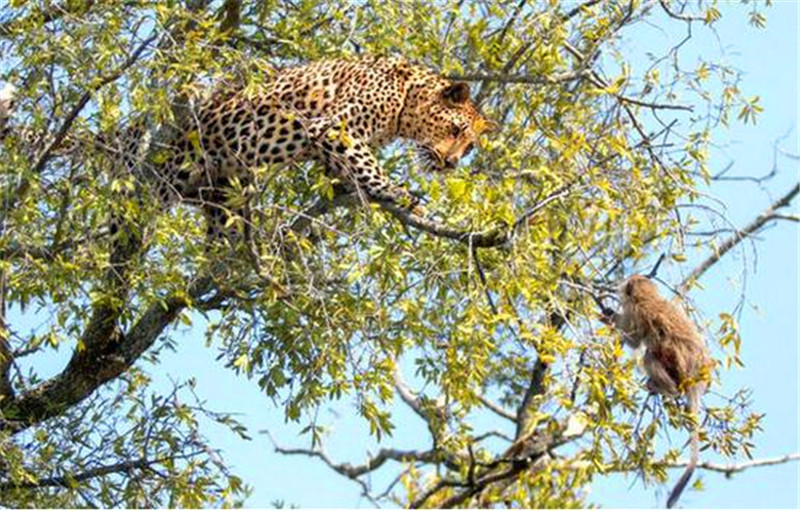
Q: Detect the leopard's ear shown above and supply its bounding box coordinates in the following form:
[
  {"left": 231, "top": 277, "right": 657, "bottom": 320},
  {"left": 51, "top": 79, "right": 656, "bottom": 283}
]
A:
[{"left": 441, "top": 82, "right": 470, "bottom": 106}]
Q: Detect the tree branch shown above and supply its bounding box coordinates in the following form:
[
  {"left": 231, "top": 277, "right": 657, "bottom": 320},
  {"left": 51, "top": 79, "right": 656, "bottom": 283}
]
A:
[
  {"left": 270, "top": 439, "right": 442, "bottom": 480},
  {"left": 29, "top": 32, "right": 158, "bottom": 176},
  {"left": 590, "top": 452, "right": 800, "bottom": 477},
  {"left": 515, "top": 358, "right": 548, "bottom": 438},
  {"left": 0, "top": 319, "right": 12, "bottom": 402},
  {"left": 2, "top": 275, "right": 213, "bottom": 433},
  {"left": 658, "top": 0, "right": 704, "bottom": 22},
  {"left": 681, "top": 182, "right": 799, "bottom": 290},
  {"left": 0, "top": 1, "right": 97, "bottom": 38},
  {"left": 613, "top": 94, "right": 694, "bottom": 112},
  {"left": 0, "top": 9, "right": 214, "bottom": 435},
  {"left": 378, "top": 201, "right": 509, "bottom": 247},
  {"left": 675, "top": 452, "right": 800, "bottom": 475},
  {"left": 449, "top": 70, "right": 589, "bottom": 86},
  {"left": 378, "top": 182, "right": 580, "bottom": 248},
  {"left": 0, "top": 452, "right": 201, "bottom": 490},
  {"left": 477, "top": 394, "right": 516, "bottom": 422}
]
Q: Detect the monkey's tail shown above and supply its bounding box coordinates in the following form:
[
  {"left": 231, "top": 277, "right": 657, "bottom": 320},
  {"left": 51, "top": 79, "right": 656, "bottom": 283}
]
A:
[
  {"left": 666, "top": 430, "right": 697, "bottom": 508},
  {"left": 666, "top": 394, "right": 701, "bottom": 508}
]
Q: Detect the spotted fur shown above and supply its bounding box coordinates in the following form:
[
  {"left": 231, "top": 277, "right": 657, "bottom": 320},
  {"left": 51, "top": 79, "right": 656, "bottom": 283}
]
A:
[{"left": 2, "top": 56, "right": 496, "bottom": 244}]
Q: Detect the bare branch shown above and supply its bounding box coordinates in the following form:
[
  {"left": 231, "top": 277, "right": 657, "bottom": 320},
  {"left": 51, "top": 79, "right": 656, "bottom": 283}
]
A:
[
  {"left": 476, "top": 394, "right": 516, "bottom": 422},
  {"left": 613, "top": 94, "right": 694, "bottom": 112},
  {"left": 658, "top": 0, "right": 704, "bottom": 22},
  {"left": 681, "top": 182, "right": 799, "bottom": 290},
  {"left": 271, "top": 441, "right": 442, "bottom": 479},
  {"left": 266, "top": 429, "right": 456, "bottom": 507},
  {"left": 563, "top": 0, "right": 602, "bottom": 20},
  {"left": 676, "top": 452, "right": 800, "bottom": 475},
  {"left": 590, "top": 452, "right": 800, "bottom": 477},
  {"left": 392, "top": 365, "right": 452, "bottom": 448}
]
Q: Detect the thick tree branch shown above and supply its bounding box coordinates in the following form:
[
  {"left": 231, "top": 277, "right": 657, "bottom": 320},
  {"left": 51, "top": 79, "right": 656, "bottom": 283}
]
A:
[
  {"left": 0, "top": 6, "right": 219, "bottom": 434},
  {"left": 2, "top": 275, "right": 213, "bottom": 433},
  {"left": 0, "top": 318, "right": 12, "bottom": 401},
  {"left": 217, "top": 0, "right": 241, "bottom": 36},
  {"left": 515, "top": 358, "right": 548, "bottom": 438},
  {"left": 515, "top": 302, "right": 572, "bottom": 438}
]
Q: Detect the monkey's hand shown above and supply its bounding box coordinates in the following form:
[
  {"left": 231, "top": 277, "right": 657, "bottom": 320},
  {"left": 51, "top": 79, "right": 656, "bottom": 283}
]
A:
[
  {"left": 598, "top": 308, "right": 617, "bottom": 326},
  {"left": 593, "top": 294, "right": 617, "bottom": 326}
]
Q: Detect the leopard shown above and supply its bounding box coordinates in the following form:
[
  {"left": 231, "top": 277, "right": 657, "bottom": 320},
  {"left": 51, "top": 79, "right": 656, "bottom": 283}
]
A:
[{"left": 2, "top": 55, "right": 497, "bottom": 244}]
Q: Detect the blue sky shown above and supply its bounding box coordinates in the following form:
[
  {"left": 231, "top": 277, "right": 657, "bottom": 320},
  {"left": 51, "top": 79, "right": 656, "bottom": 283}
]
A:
[{"left": 9, "top": 2, "right": 799, "bottom": 508}]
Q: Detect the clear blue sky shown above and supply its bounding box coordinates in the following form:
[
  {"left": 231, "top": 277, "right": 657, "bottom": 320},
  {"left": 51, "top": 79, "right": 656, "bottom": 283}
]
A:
[{"left": 14, "top": 2, "right": 800, "bottom": 508}]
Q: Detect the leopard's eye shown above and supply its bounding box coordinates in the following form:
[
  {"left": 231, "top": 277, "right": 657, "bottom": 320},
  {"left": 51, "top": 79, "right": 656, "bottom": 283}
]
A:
[{"left": 450, "top": 124, "right": 461, "bottom": 137}]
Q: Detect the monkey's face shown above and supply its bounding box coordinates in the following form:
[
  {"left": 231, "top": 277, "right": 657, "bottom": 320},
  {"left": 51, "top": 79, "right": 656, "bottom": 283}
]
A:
[{"left": 620, "top": 274, "right": 659, "bottom": 305}]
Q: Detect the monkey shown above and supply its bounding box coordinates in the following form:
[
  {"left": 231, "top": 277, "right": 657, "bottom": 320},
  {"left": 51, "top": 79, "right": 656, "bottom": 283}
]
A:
[{"left": 603, "top": 274, "right": 712, "bottom": 508}]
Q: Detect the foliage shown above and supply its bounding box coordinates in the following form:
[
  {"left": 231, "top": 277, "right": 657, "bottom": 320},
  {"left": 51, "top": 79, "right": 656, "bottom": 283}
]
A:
[{"left": 0, "top": 0, "right": 789, "bottom": 507}]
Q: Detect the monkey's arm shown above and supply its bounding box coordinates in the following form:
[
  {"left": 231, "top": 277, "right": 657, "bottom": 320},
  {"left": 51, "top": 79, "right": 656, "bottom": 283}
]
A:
[
  {"left": 618, "top": 329, "right": 643, "bottom": 349},
  {"left": 600, "top": 307, "right": 644, "bottom": 349}
]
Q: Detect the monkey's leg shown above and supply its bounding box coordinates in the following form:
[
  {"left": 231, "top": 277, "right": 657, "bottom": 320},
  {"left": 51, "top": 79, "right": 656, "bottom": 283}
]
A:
[{"left": 643, "top": 352, "right": 679, "bottom": 396}]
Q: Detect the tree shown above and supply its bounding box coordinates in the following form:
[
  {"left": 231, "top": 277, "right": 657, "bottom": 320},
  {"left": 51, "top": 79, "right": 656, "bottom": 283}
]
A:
[{"left": 0, "top": 0, "right": 797, "bottom": 507}]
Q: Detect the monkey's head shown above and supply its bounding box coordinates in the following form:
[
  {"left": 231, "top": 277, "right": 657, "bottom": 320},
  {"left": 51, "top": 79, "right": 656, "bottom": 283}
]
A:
[{"left": 620, "top": 274, "right": 660, "bottom": 304}]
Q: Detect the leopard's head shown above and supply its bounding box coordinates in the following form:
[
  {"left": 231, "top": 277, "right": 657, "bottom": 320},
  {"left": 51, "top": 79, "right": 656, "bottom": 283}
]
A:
[{"left": 399, "top": 80, "right": 497, "bottom": 172}]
